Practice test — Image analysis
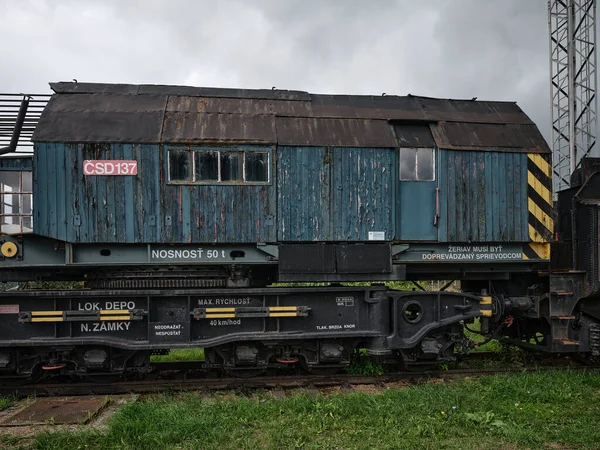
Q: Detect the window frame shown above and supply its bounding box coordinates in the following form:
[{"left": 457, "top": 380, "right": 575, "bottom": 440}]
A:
[
  {"left": 167, "top": 148, "right": 272, "bottom": 185},
  {"left": 0, "top": 170, "right": 33, "bottom": 234},
  {"left": 399, "top": 147, "right": 436, "bottom": 182}
]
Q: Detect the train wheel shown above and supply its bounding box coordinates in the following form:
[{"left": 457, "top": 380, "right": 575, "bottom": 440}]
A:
[{"left": 205, "top": 348, "right": 222, "bottom": 365}]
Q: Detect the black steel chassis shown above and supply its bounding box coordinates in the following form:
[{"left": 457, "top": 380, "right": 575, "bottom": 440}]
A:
[{"left": 0, "top": 286, "right": 485, "bottom": 379}]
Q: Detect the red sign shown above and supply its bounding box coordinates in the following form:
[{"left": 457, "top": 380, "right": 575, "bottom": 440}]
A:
[{"left": 83, "top": 160, "right": 138, "bottom": 176}]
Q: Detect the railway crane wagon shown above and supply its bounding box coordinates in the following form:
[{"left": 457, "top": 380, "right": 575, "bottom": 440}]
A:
[{"left": 0, "top": 82, "right": 596, "bottom": 381}]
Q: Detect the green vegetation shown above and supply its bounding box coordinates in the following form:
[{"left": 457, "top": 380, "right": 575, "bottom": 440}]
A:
[
  {"left": 346, "top": 353, "right": 385, "bottom": 376},
  {"left": 28, "top": 370, "right": 600, "bottom": 449},
  {"left": 463, "top": 318, "right": 504, "bottom": 352},
  {"left": 0, "top": 396, "right": 13, "bottom": 411},
  {"left": 150, "top": 348, "right": 205, "bottom": 362}
]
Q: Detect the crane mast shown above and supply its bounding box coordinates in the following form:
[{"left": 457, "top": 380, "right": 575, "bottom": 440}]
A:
[{"left": 549, "top": 0, "right": 598, "bottom": 192}]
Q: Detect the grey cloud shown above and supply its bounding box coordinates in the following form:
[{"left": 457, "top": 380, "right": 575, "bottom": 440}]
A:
[{"left": 1, "top": 0, "right": 553, "bottom": 140}]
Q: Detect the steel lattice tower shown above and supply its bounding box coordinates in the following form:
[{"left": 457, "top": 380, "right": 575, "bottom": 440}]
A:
[{"left": 549, "top": 0, "right": 597, "bottom": 192}]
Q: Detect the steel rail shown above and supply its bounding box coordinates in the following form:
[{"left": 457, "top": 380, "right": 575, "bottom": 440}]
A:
[{"left": 1, "top": 361, "right": 595, "bottom": 398}]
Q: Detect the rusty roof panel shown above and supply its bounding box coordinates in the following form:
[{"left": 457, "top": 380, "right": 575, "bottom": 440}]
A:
[
  {"left": 166, "top": 96, "right": 273, "bottom": 114},
  {"left": 33, "top": 110, "right": 164, "bottom": 143},
  {"left": 137, "top": 84, "right": 204, "bottom": 97},
  {"left": 198, "top": 87, "right": 310, "bottom": 101},
  {"left": 351, "top": 95, "right": 427, "bottom": 120},
  {"left": 271, "top": 99, "right": 314, "bottom": 117},
  {"left": 165, "top": 96, "right": 314, "bottom": 117},
  {"left": 393, "top": 124, "right": 436, "bottom": 148},
  {"left": 431, "top": 122, "right": 550, "bottom": 153},
  {"left": 309, "top": 94, "right": 428, "bottom": 120},
  {"left": 276, "top": 117, "right": 396, "bottom": 147},
  {"left": 52, "top": 82, "right": 311, "bottom": 101},
  {"left": 33, "top": 93, "right": 168, "bottom": 142},
  {"left": 50, "top": 82, "right": 140, "bottom": 95},
  {"left": 309, "top": 95, "right": 359, "bottom": 118},
  {"left": 417, "top": 97, "right": 532, "bottom": 124},
  {"left": 162, "top": 112, "right": 276, "bottom": 143},
  {"left": 44, "top": 93, "right": 167, "bottom": 113}
]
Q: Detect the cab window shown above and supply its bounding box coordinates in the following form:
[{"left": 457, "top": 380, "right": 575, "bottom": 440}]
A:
[
  {"left": 0, "top": 171, "right": 33, "bottom": 233},
  {"left": 400, "top": 148, "right": 435, "bottom": 181},
  {"left": 168, "top": 149, "right": 270, "bottom": 184}
]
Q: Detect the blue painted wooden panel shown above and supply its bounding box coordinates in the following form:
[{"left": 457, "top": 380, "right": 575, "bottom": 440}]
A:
[
  {"left": 439, "top": 150, "right": 529, "bottom": 242},
  {"left": 332, "top": 147, "right": 395, "bottom": 241},
  {"left": 278, "top": 146, "right": 394, "bottom": 242},
  {"left": 67, "top": 143, "right": 126, "bottom": 243},
  {"left": 398, "top": 180, "right": 437, "bottom": 240},
  {"left": 34, "top": 143, "right": 70, "bottom": 241},
  {"left": 277, "top": 146, "right": 331, "bottom": 241},
  {"left": 162, "top": 145, "right": 276, "bottom": 243},
  {"left": 35, "top": 143, "right": 276, "bottom": 243}
]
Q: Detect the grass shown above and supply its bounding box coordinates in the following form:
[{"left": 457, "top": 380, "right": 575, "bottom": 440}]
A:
[
  {"left": 27, "top": 370, "right": 600, "bottom": 450},
  {"left": 150, "top": 348, "right": 205, "bottom": 362},
  {"left": 463, "top": 318, "right": 504, "bottom": 353},
  {"left": 0, "top": 396, "right": 13, "bottom": 411},
  {"left": 346, "top": 354, "right": 385, "bottom": 376}
]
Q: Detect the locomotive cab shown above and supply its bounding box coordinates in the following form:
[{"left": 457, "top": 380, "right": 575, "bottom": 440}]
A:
[{"left": 0, "top": 82, "right": 596, "bottom": 381}]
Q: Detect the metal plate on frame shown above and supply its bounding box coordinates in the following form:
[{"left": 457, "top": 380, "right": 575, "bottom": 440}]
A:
[{"left": 0, "top": 396, "right": 109, "bottom": 426}]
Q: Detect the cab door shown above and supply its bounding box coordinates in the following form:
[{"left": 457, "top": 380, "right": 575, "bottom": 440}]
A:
[{"left": 398, "top": 147, "right": 438, "bottom": 241}]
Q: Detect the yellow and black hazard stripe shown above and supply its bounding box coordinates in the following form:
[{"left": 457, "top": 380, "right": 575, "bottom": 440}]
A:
[
  {"left": 527, "top": 153, "right": 554, "bottom": 243},
  {"left": 522, "top": 242, "right": 550, "bottom": 260},
  {"left": 194, "top": 306, "right": 310, "bottom": 319},
  {"left": 19, "top": 309, "right": 146, "bottom": 323}
]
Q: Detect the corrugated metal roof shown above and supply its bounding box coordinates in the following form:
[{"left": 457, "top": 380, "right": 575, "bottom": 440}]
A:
[
  {"left": 51, "top": 82, "right": 311, "bottom": 101},
  {"left": 32, "top": 82, "right": 550, "bottom": 153},
  {"left": 162, "top": 113, "right": 276, "bottom": 143},
  {"left": 430, "top": 122, "right": 549, "bottom": 153},
  {"left": 276, "top": 117, "right": 397, "bottom": 147}
]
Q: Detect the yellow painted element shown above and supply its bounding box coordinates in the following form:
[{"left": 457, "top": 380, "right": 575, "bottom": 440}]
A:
[
  {"left": 205, "top": 313, "right": 236, "bottom": 319},
  {"left": 0, "top": 241, "right": 17, "bottom": 258},
  {"left": 31, "top": 311, "right": 63, "bottom": 316},
  {"left": 529, "top": 243, "right": 551, "bottom": 260},
  {"left": 480, "top": 310, "right": 493, "bottom": 318},
  {"left": 100, "top": 310, "right": 130, "bottom": 315},
  {"left": 269, "top": 306, "right": 299, "bottom": 311},
  {"left": 269, "top": 312, "right": 299, "bottom": 317},
  {"left": 527, "top": 153, "right": 554, "bottom": 243},
  {"left": 528, "top": 198, "right": 553, "bottom": 231},
  {"left": 528, "top": 154, "right": 551, "bottom": 177},
  {"left": 31, "top": 317, "right": 64, "bottom": 322},
  {"left": 100, "top": 316, "right": 131, "bottom": 321},
  {"left": 480, "top": 296, "right": 492, "bottom": 305},
  {"left": 527, "top": 171, "right": 552, "bottom": 205},
  {"left": 205, "top": 308, "right": 236, "bottom": 313},
  {"left": 528, "top": 224, "right": 547, "bottom": 243}
]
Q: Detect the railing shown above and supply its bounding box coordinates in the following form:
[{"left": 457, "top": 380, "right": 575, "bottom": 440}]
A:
[{"left": 0, "top": 93, "right": 51, "bottom": 155}]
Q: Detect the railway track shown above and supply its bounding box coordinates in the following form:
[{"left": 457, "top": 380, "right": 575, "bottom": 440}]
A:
[{"left": 1, "top": 356, "right": 596, "bottom": 398}]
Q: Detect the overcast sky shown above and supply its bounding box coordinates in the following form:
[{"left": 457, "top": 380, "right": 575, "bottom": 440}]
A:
[{"left": 1, "top": 0, "right": 551, "bottom": 138}]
